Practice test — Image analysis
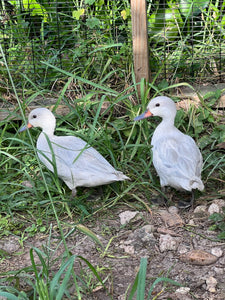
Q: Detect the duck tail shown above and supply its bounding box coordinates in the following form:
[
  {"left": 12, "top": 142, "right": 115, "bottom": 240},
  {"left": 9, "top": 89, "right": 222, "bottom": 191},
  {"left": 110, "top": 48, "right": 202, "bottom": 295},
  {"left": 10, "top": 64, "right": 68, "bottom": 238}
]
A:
[
  {"left": 191, "top": 178, "right": 204, "bottom": 191},
  {"left": 116, "top": 172, "right": 130, "bottom": 181}
]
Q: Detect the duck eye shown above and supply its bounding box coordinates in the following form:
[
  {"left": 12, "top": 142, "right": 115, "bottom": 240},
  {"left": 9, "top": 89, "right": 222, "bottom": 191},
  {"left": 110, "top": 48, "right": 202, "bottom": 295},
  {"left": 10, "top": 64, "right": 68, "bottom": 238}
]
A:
[
  {"left": 33, "top": 115, "right": 37, "bottom": 119},
  {"left": 155, "top": 103, "right": 160, "bottom": 107}
]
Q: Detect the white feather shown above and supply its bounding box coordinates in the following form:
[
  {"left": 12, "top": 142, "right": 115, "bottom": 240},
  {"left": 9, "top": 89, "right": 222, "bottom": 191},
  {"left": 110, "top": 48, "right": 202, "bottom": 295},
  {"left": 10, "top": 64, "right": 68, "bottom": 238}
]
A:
[{"left": 24, "top": 108, "right": 129, "bottom": 191}]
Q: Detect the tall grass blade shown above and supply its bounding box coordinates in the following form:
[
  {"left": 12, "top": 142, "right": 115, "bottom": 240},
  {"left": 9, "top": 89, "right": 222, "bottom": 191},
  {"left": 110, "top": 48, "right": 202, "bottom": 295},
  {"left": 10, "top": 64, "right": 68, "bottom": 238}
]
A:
[
  {"left": 147, "top": 277, "right": 182, "bottom": 299},
  {"left": 50, "top": 255, "right": 77, "bottom": 300},
  {"left": 137, "top": 257, "right": 148, "bottom": 300},
  {"left": 76, "top": 224, "right": 103, "bottom": 248},
  {"left": 41, "top": 61, "right": 118, "bottom": 95}
]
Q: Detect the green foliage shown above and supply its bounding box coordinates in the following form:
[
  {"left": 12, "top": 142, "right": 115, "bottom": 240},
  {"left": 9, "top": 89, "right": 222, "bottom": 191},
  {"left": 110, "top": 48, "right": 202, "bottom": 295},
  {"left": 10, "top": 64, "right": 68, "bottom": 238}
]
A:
[
  {"left": 209, "top": 208, "right": 225, "bottom": 240},
  {"left": 0, "top": 246, "right": 105, "bottom": 300},
  {"left": 1, "top": 0, "right": 132, "bottom": 89},
  {"left": 147, "top": 0, "right": 225, "bottom": 81},
  {"left": 127, "top": 257, "right": 182, "bottom": 299},
  {"left": 179, "top": 0, "right": 210, "bottom": 17}
]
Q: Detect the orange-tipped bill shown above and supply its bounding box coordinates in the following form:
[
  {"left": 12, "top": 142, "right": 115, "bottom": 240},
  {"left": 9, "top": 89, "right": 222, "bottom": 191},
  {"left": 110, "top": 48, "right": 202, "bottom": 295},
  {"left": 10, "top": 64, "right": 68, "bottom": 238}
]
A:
[
  {"left": 134, "top": 109, "right": 153, "bottom": 121},
  {"left": 19, "top": 122, "right": 33, "bottom": 132}
]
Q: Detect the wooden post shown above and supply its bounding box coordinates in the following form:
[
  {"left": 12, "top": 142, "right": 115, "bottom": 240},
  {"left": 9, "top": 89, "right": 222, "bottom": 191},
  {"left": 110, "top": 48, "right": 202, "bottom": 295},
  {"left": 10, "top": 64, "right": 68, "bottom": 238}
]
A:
[{"left": 130, "top": 0, "right": 151, "bottom": 93}]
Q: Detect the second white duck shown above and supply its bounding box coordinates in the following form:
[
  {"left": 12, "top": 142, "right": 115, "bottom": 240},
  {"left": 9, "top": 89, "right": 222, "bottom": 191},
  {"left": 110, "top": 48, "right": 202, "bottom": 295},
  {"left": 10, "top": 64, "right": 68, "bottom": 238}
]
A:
[
  {"left": 134, "top": 96, "right": 204, "bottom": 208},
  {"left": 20, "top": 108, "right": 129, "bottom": 195}
]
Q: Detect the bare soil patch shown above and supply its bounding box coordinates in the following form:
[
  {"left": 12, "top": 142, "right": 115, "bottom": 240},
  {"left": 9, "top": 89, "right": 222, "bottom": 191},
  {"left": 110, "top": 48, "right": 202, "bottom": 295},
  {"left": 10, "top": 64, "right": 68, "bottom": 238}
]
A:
[{"left": 1, "top": 194, "right": 225, "bottom": 299}]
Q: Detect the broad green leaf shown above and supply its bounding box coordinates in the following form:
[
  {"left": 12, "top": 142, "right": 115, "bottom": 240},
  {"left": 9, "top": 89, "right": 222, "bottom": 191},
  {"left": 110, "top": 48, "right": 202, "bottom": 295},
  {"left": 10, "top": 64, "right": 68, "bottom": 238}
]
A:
[
  {"left": 86, "top": 17, "right": 100, "bottom": 29},
  {"left": 179, "top": 0, "right": 209, "bottom": 17},
  {"left": 72, "top": 9, "right": 85, "bottom": 20},
  {"left": 121, "top": 9, "right": 131, "bottom": 20},
  {"left": 149, "top": 8, "right": 183, "bottom": 41}
]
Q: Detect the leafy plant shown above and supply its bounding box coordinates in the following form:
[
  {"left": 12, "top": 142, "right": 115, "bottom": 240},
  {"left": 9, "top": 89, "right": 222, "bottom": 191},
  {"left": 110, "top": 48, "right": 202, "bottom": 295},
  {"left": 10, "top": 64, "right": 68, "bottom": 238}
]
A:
[
  {"left": 0, "top": 246, "right": 106, "bottom": 300},
  {"left": 209, "top": 208, "right": 225, "bottom": 239},
  {"left": 127, "top": 257, "right": 182, "bottom": 299}
]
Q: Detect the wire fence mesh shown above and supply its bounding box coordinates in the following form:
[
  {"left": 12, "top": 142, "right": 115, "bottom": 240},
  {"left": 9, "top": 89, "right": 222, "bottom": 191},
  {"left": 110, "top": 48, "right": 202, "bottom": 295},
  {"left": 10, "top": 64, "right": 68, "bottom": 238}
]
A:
[
  {"left": 148, "top": 0, "right": 225, "bottom": 83},
  {"left": 0, "top": 0, "right": 131, "bottom": 90},
  {"left": 0, "top": 0, "right": 224, "bottom": 90}
]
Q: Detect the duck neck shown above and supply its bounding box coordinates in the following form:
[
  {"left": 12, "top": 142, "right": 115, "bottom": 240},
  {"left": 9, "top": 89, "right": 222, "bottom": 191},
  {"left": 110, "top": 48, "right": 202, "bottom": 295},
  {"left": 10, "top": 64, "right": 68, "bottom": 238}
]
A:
[
  {"left": 158, "top": 116, "right": 175, "bottom": 129},
  {"left": 42, "top": 126, "right": 55, "bottom": 136}
]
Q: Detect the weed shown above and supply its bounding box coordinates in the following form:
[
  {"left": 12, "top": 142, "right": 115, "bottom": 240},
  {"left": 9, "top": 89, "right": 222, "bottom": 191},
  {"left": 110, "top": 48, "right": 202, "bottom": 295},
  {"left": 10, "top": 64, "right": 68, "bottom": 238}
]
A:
[{"left": 209, "top": 208, "right": 225, "bottom": 240}]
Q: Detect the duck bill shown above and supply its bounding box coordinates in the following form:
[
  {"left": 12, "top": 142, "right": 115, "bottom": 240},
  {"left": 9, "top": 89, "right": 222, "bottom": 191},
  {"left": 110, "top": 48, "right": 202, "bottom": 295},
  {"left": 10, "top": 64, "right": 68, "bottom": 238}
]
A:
[
  {"left": 19, "top": 122, "right": 33, "bottom": 132},
  {"left": 134, "top": 109, "right": 153, "bottom": 121}
]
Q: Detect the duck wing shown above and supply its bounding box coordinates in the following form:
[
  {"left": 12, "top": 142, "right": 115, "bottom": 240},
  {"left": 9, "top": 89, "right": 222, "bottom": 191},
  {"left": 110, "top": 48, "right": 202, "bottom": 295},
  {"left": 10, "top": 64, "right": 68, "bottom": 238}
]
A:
[
  {"left": 152, "top": 135, "right": 203, "bottom": 191},
  {"left": 37, "top": 133, "right": 128, "bottom": 189}
]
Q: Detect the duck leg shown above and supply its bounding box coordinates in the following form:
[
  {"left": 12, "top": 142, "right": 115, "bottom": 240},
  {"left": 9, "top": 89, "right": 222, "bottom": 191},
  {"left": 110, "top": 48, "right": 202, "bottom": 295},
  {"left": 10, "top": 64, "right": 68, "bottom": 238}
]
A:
[
  {"left": 151, "top": 187, "right": 168, "bottom": 205},
  {"left": 178, "top": 190, "right": 195, "bottom": 209},
  {"left": 71, "top": 188, "right": 77, "bottom": 198}
]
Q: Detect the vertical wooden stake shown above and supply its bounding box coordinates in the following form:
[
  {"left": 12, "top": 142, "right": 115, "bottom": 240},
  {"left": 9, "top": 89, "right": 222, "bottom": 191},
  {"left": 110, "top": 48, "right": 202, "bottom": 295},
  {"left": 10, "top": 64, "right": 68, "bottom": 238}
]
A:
[{"left": 130, "top": 0, "right": 150, "bottom": 93}]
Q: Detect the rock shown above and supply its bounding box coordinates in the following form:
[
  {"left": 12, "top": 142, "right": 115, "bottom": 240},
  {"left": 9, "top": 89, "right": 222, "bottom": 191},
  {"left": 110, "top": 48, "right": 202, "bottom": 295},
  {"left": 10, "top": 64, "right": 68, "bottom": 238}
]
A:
[
  {"left": 0, "top": 237, "right": 20, "bottom": 254},
  {"left": 159, "top": 210, "right": 184, "bottom": 227},
  {"left": 211, "top": 247, "right": 223, "bottom": 258},
  {"left": 157, "top": 227, "right": 181, "bottom": 237},
  {"left": 132, "top": 225, "right": 156, "bottom": 243},
  {"left": 187, "top": 219, "right": 195, "bottom": 226},
  {"left": 21, "top": 180, "right": 33, "bottom": 188},
  {"left": 159, "top": 234, "right": 180, "bottom": 252},
  {"left": 120, "top": 225, "right": 157, "bottom": 254},
  {"left": 212, "top": 199, "right": 225, "bottom": 211},
  {"left": 177, "top": 244, "right": 189, "bottom": 255},
  {"left": 118, "top": 294, "right": 126, "bottom": 300},
  {"left": 208, "top": 203, "right": 220, "bottom": 215},
  {"left": 193, "top": 205, "right": 209, "bottom": 219},
  {"left": 214, "top": 267, "right": 224, "bottom": 275},
  {"left": 206, "top": 276, "right": 217, "bottom": 293},
  {"left": 122, "top": 244, "right": 135, "bottom": 255},
  {"left": 168, "top": 206, "right": 179, "bottom": 214},
  {"left": 179, "top": 249, "right": 218, "bottom": 265},
  {"left": 173, "top": 287, "right": 192, "bottom": 300},
  {"left": 175, "top": 287, "right": 190, "bottom": 295},
  {"left": 119, "top": 211, "right": 139, "bottom": 225},
  {"left": 122, "top": 225, "right": 157, "bottom": 253}
]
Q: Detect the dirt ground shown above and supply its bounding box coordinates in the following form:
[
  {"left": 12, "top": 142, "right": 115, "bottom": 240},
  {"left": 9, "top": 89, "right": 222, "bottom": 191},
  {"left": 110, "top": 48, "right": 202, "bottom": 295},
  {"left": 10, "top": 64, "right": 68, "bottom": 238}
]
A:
[{"left": 0, "top": 193, "right": 225, "bottom": 300}]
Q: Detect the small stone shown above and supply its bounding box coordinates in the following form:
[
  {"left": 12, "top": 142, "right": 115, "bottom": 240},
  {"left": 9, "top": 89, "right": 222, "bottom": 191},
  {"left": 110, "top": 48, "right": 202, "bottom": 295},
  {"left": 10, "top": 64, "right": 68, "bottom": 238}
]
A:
[
  {"left": 212, "top": 199, "right": 225, "bottom": 211},
  {"left": 214, "top": 267, "right": 224, "bottom": 275},
  {"left": 159, "top": 210, "right": 184, "bottom": 227},
  {"left": 206, "top": 276, "right": 217, "bottom": 293},
  {"left": 193, "top": 205, "right": 209, "bottom": 218},
  {"left": 22, "top": 180, "right": 33, "bottom": 188},
  {"left": 211, "top": 247, "right": 223, "bottom": 258},
  {"left": 132, "top": 225, "right": 156, "bottom": 244},
  {"left": 141, "top": 224, "right": 155, "bottom": 233},
  {"left": 119, "top": 239, "right": 135, "bottom": 254},
  {"left": 194, "top": 205, "right": 207, "bottom": 213},
  {"left": 208, "top": 203, "right": 220, "bottom": 215},
  {"left": 118, "top": 294, "right": 126, "bottom": 300},
  {"left": 157, "top": 227, "right": 180, "bottom": 237},
  {"left": 177, "top": 244, "right": 189, "bottom": 255},
  {"left": 119, "top": 211, "right": 139, "bottom": 225},
  {"left": 0, "top": 237, "right": 20, "bottom": 254},
  {"left": 123, "top": 245, "right": 135, "bottom": 254},
  {"left": 187, "top": 219, "right": 195, "bottom": 226},
  {"left": 168, "top": 206, "right": 179, "bottom": 214},
  {"left": 175, "top": 287, "right": 190, "bottom": 295},
  {"left": 159, "top": 234, "right": 179, "bottom": 252},
  {"left": 180, "top": 249, "right": 218, "bottom": 265}
]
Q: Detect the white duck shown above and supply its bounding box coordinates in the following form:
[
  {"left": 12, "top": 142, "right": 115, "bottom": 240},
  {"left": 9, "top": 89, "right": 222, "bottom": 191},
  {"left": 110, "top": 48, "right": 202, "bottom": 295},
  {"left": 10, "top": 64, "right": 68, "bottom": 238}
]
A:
[
  {"left": 20, "top": 108, "right": 129, "bottom": 195},
  {"left": 134, "top": 96, "right": 204, "bottom": 208}
]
